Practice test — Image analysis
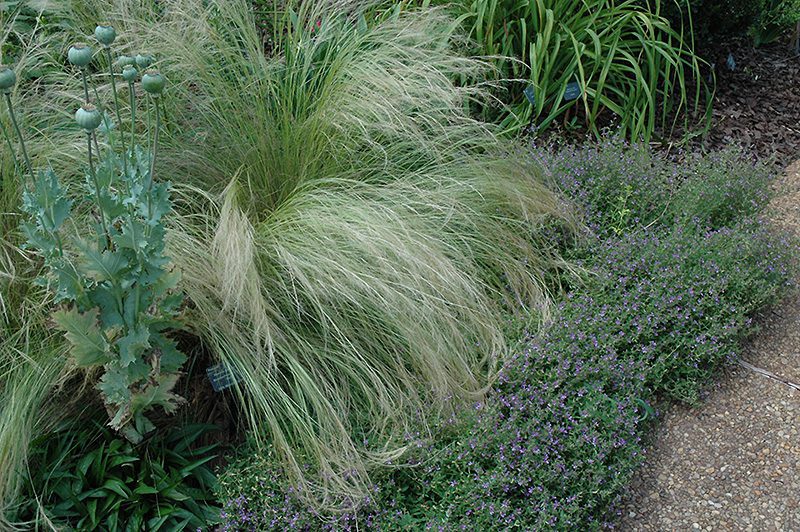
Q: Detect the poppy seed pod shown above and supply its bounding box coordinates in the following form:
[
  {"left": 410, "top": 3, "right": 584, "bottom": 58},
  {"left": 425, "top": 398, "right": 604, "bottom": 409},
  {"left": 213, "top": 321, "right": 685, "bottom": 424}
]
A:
[
  {"left": 94, "top": 24, "right": 116, "bottom": 47},
  {"left": 116, "top": 55, "right": 135, "bottom": 68},
  {"left": 122, "top": 65, "right": 138, "bottom": 82},
  {"left": 141, "top": 70, "right": 165, "bottom": 96},
  {"left": 68, "top": 43, "right": 93, "bottom": 68},
  {"left": 75, "top": 104, "right": 102, "bottom": 131},
  {"left": 0, "top": 65, "right": 16, "bottom": 93},
  {"left": 135, "top": 54, "right": 153, "bottom": 69}
]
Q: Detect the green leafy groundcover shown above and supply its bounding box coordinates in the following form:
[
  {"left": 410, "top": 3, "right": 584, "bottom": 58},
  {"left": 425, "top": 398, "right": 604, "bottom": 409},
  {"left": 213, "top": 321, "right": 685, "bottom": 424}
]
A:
[{"left": 215, "top": 139, "right": 796, "bottom": 530}]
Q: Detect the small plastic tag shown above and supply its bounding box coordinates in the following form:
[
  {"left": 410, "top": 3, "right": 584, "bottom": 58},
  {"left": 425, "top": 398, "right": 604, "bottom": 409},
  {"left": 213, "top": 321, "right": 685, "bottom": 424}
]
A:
[
  {"left": 563, "top": 81, "right": 582, "bottom": 101},
  {"left": 207, "top": 363, "right": 243, "bottom": 392},
  {"left": 726, "top": 53, "right": 736, "bottom": 71},
  {"left": 523, "top": 85, "right": 536, "bottom": 105}
]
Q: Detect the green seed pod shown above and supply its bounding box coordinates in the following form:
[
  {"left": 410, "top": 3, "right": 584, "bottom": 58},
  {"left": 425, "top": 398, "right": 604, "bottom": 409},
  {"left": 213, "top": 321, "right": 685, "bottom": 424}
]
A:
[
  {"left": 115, "top": 55, "right": 135, "bottom": 68},
  {"left": 75, "top": 104, "right": 102, "bottom": 131},
  {"left": 122, "top": 64, "right": 138, "bottom": 82},
  {"left": 141, "top": 70, "right": 165, "bottom": 96},
  {"left": 94, "top": 24, "right": 116, "bottom": 47},
  {"left": 135, "top": 54, "right": 153, "bottom": 69},
  {"left": 67, "top": 43, "right": 93, "bottom": 68},
  {"left": 0, "top": 65, "right": 16, "bottom": 93}
]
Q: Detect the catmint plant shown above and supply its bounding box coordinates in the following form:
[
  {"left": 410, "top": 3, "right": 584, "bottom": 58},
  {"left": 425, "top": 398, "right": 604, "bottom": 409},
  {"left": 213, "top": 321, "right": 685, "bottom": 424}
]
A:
[{"left": 9, "top": 25, "right": 187, "bottom": 444}]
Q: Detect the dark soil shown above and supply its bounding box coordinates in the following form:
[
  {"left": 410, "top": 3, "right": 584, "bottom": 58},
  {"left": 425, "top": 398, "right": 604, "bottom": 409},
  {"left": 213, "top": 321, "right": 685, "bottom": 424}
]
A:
[{"left": 700, "top": 36, "right": 800, "bottom": 167}]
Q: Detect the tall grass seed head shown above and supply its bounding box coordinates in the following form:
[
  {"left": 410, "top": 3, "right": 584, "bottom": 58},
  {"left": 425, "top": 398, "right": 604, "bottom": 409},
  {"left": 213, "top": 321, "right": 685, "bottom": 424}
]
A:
[
  {"left": 68, "top": 43, "right": 93, "bottom": 68},
  {"left": 141, "top": 70, "right": 165, "bottom": 96},
  {"left": 94, "top": 24, "right": 117, "bottom": 47},
  {"left": 122, "top": 65, "right": 138, "bottom": 82},
  {"left": 135, "top": 54, "right": 153, "bottom": 69},
  {"left": 75, "top": 104, "right": 102, "bottom": 131},
  {"left": 0, "top": 65, "right": 16, "bottom": 93}
]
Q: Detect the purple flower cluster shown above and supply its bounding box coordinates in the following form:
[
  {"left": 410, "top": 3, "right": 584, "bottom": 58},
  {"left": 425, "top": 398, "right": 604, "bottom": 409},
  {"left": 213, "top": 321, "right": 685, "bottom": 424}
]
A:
[
  {"left": 215, "top": 451, "right": 401, "bottom": 531},
  {"left": 536, "top": 136, "right": 773, "bottom": 237}
]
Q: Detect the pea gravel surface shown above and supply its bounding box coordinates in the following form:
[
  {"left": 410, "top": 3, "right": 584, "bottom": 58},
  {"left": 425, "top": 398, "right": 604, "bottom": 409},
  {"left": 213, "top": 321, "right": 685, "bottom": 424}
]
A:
[{"left": 616, "top": 161, "right": 800, "bottom": 531}]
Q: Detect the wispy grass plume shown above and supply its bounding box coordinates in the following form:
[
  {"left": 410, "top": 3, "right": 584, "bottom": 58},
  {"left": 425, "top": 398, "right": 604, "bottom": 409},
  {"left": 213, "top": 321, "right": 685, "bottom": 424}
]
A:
[
  {"left": 4, "top": 0, "right": 576, "bottom": 510},
  {"left": 122, "top": 0, "right": 575, "bottom": 506}
]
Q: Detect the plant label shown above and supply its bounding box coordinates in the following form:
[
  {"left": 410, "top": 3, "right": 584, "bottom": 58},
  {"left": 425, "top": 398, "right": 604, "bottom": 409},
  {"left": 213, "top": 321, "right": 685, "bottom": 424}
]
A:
[{"left": 564, "top": 82, "right": 582, "bottom": 101}]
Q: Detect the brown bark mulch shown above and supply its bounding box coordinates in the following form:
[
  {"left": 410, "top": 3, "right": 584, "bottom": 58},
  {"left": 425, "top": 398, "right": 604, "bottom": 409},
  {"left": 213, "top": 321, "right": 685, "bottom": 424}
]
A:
[{"left": 698, "top": 37, "right": 800, "bottom": 167}]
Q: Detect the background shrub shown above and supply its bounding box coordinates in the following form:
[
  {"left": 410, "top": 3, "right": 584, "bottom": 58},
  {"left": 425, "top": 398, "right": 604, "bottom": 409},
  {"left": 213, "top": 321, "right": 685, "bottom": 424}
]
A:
[{"left": 655, "top": 0, "right": 800, "bottom": 45}]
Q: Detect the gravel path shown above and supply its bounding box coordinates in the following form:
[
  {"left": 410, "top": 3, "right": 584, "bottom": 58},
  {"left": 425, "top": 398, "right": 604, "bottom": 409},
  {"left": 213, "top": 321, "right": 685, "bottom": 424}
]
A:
[{"left": 616, "top": 161, "right": 800, "bottom": 531}]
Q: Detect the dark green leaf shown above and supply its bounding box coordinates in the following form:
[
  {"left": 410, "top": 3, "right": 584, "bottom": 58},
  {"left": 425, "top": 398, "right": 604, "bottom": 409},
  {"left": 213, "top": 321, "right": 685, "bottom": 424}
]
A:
[{"left": 102, "top": 478, "right": 131, "bottom": 499}]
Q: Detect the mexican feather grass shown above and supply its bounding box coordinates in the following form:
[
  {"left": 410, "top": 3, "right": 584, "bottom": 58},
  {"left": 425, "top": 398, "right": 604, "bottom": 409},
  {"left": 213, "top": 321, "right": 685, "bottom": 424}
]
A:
[
  {"left": 0, "top": 17, "right": 86, "bottom": 526},
  {"left": 1, "top": 0, "right": 576, "bottom": 511},
  {"left": 151, "top": 0, "right": 574, "bottom": 505}
]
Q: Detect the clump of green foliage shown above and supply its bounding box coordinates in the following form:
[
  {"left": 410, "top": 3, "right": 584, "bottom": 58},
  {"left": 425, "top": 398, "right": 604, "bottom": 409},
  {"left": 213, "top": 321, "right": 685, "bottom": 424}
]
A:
[
  {"left": 748, "top": 0, "right": 800, "bottom": 46},
  {"left": 10, "top": 422, "right": 220, "bottom": 530},
  {"left": 410, "top": 0, "right": 709, "bottom": 140}
]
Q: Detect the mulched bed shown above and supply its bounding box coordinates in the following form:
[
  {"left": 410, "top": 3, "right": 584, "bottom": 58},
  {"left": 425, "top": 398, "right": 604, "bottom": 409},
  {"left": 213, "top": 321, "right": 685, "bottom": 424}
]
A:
[
  {"left": 529, "top": 34, "right": 800, "bottom": 168},
  {"left": 700, "top": 36, "right": 800, "bottom": 166}
]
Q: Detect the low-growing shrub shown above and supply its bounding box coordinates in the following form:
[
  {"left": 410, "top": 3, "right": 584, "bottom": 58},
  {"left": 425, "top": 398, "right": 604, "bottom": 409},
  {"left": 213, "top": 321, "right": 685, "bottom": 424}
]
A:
[{"left": 541, "top": 137, "right": 775, "bottom": 237}]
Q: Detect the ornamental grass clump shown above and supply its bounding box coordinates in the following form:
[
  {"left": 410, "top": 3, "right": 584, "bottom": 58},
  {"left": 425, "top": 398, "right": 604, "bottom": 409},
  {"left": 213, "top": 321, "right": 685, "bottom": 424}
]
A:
[
  {"left": 83, "top": 0, "right": 575, "bottom": 506},
  {"left": 4, "top": 24, "right": 187, "bottom": 446}
]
